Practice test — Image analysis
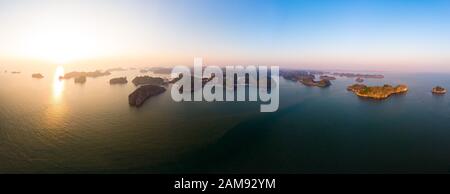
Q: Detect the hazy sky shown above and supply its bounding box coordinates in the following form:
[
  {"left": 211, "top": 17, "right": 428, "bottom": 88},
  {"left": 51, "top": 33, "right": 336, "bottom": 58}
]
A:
[{"left": 1, "top": 0, "right": 450, "bottom": 72}]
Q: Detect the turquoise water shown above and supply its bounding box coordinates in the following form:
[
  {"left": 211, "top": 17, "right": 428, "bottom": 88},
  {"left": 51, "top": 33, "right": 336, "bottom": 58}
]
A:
[{"left": 1, "top": 69, "right": 450, "bottom": 173}]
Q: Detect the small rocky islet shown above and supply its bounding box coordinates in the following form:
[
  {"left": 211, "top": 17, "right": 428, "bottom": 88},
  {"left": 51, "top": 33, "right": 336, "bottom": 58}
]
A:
[
  {"left": 32, "top": 73, "right": 44, "bottom": 79},
  {"left": 109, "top": 77, "right": 128, "bottom": 84},
  {"left": 432, "top": 86, "right": 446, "bottom": 95},
  {"left": 347, "top": 84, "right": 408, "bottom": 99},
  {"left": 132, "top": 76, "right": 165, "bottom": 86}
]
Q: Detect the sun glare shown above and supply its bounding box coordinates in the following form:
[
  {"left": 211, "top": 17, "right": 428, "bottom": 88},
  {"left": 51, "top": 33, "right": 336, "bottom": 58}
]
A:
[
  {"left": 10, "top": 6, "right": 121, "bottom": 65},
  {"left": 52, "top": 66, "right": 65, "bottom": 102},
  {"left": 19, "top": 20, "right": 99, "bottom": 64}
]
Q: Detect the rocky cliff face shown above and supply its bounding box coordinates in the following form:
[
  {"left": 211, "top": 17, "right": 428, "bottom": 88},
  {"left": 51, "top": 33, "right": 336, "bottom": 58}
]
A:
[
  {"left": 128, "top": 85, "right": 166, "bottom": 107},
  {"left": 347, "top": 84, "right": 408, "bottom": 99}
]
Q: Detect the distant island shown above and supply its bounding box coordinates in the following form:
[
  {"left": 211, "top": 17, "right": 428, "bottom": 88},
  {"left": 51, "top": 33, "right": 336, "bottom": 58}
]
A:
[
  {"left": 11, "top": 71, "right": 21, "bottom": 74},
  {"left": 333, "top": 72, "right": 384, "bottom": 79},
  {"left": 105, "top": 67, "right": 127, "bottom": 72},
  {"left": 60, "top": 70, "right": 111, "bottom": 79},
  {"left": 148, "top": 67, "right": 173, "bottom": 74},
  {"left": 280, "top": 70, "right": 332, "bottom": 88},
  {"left": 32, "top": 73, "right": 44, "bottom": 79},
  {"left": 129, "top": 85, "right": 166, "bottom": 107},
  {"left": 319, "top": 75, "right": 336, "bottom": 80},
  {"left": 110, "top": 77, "right": 128, "bottom": 84},
  {"left": 432, "top": 86, "right": 447, "bottom": 95},
  {"left": 280, "top": 69, "right": 313, "bottom": 82},
  {"left": 138, "top": 67, "right": 173, "bottom": 74},
  {"left": 347, "top": 84, "right": 408, "bottom": 99},
  {"left": 299, "top": 77, "right": 331, "bottom": 88},
  {"left": 355, "top": 77, "right": 364, "bottom": 83},
  {"left": 132, "top": 76, "right": 165, "bottom": 86},
  {"left": 74, "top": 76, "right": 87, "bottom": 84}
]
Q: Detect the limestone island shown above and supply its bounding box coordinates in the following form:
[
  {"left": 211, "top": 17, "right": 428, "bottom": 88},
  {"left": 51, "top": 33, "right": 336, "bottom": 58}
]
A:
[
  {"left": 333, "top": 73, "right": 384, "bottom": 79},
  {"left": 148, "top": 67, "right": 173, "bottom": 74},
  {"left": 11, "top": 71, "right": 21, "bottom": 74},
  {"left": 300, "top": 78, "right": 331, "bottom": 87},
  {"left": 105, "top": 67, "right": 127, "bottom": 72},
  {"left": 110, "top": 77, "right": 128, "bottom": 84},
  {"left": 355, "top": 77, "right": 364, "bottom": 83},
  {"left": 129, "top": 85, "right": 166, "bottom": 107},
  {"left": 432, "top": 86, "right": 447, "bottom": 95},
  {"left": 60, "top": 70, "right": 111, "bottom": 79},
  {"left": 347, "top": 84, "right": 408, "bottom": 99},
  {"left": 280, "top": 70, "right": 332, "bottom": 88},
  {"left": 32, "top": 73, "right": 44, "bottom": 79},
  {"left": 132, "top": 76, "right": 165, "bottom": 86},
  {"left": 74, "top": 76, "right": 87, "bottom": 84},
  {"left": 320, "top": 75, "right": 336, "bottom": 80}
]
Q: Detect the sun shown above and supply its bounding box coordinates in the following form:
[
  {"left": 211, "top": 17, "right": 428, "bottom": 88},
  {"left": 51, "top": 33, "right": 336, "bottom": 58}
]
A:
[
  {"left": 19, "top": 22, "right": 98, "bottom": 64},
  {"left": 13, "top": 12, "right": 106, "bottom": 65}
]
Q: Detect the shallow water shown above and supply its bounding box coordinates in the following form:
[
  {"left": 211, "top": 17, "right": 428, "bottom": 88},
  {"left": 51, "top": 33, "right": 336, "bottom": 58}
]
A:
[{"left": 1, "top": 69, "right": 450, "bottom": 173}]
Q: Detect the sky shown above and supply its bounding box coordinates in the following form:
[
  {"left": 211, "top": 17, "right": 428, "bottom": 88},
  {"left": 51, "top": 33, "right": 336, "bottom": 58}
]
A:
[{"left": 0, "top": 0, "right": 450, "bottom": 72}]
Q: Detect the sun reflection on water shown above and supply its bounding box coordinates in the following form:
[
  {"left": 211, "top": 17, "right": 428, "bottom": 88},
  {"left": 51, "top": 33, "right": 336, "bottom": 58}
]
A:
[
  {"left": 52, "top": 66, "right": 65, "bottom": 102},
  {"left": 43, "top": 65, "right": 67, "bottom": 129}
]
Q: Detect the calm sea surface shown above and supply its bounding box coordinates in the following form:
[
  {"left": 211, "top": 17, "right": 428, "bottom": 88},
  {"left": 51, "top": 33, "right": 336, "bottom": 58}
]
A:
[{"left": 1, "top": 68, "right": 450, "bottom": 173}]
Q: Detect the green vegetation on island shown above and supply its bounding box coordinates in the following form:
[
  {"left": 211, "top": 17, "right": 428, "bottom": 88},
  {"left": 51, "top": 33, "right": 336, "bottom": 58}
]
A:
[{"left": 347, "top": 84, "right": 408, "bottom": 99}]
